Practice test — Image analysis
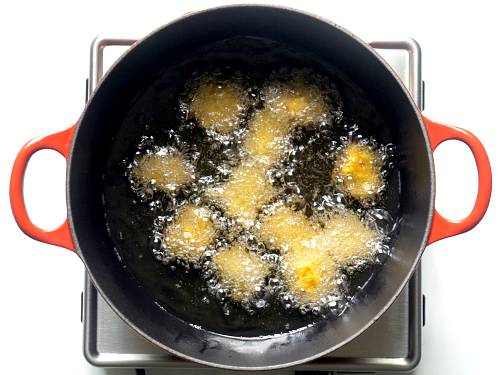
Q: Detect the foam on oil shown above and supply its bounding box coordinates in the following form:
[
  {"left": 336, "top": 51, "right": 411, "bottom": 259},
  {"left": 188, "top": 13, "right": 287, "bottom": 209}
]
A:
[
  {"left": 102, "top": 37, "right": 399, "bottom": 335},
  {"left": 121, "top": 68, "right": 396, "bottom": 317}
]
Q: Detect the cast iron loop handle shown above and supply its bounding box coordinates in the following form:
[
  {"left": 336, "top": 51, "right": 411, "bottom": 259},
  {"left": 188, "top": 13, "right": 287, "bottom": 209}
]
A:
[
  {"left": 423, "top": 116, "right": 492, "bottom": 244},
  {"left": 10, "top": 126, "right": 76, "bottom": 251}
]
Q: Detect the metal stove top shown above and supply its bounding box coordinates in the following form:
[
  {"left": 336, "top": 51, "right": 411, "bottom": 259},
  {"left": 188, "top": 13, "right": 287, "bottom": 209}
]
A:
[{"left": 82, "top": 37, "right": 424, "bottom": 373}]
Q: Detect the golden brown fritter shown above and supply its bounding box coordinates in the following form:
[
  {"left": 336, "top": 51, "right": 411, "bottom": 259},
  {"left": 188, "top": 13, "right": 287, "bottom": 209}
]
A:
[
  {"left": 189, "top": 79, "right": 248, "bottom": 133},
  {"left": 332, "top": 143, "right": 384, "bottom": 201},
  {"left": 131, "top": 152, "right": 194, "bottom": 193},
  {"left": 163, "top": 205, "right": 216, "bottom": 263},
  {"left": 263, "top": 75, "right": 329, "bottom": 126},
  {"left": 242, "top": 108, "right": 290, "bottom": 166},
  {"left": 207, "top": 161, "right": 277, "bottom": 228},
  {"left": 318, "top": 211, "right": 378, "bottom": 264},
  {"left": 281, "top": 246, "right": 339, "bottom": 305},
  {"left": 212, "top": 244, "right": 269, "bottom": 302},
  {"left": 259, "top": 204, "right": 319, "bottom": 253}
]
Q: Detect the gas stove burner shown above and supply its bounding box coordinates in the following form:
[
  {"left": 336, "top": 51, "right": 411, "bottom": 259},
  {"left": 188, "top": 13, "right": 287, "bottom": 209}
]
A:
[{"left": 82, "top": 37, "right": 424, "bottom": 372}]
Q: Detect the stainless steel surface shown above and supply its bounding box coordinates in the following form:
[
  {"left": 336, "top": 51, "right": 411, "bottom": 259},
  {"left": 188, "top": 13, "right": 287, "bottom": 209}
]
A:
[
  {"left": 89, "top": 36, "right": 137, "bottom": 94},
  {"left": 84, "top": 269, "right": 421, "bottom": 371},
  {"left": 370, "top": 39, "right": 422, "bottom": 109},
  {"left": 83, "top": 37, "right": 423, "bottom": 372}
]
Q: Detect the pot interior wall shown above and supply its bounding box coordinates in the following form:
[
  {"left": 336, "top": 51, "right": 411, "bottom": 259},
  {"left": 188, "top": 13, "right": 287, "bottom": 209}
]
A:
[{"left": 68, "top": 6, "right": 432, "bottom": 368}]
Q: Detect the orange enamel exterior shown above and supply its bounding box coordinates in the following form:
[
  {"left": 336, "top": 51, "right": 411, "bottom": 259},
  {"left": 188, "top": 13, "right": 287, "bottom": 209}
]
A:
[
  {"left": 9, "top": 126, "right": 76, "bottom": 251},
  {"left": 423, "top": 116, "right": 492, "bottom": 244}
]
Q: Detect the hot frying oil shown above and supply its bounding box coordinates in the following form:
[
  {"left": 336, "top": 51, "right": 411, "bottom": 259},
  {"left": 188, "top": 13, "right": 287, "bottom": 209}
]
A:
[{"left": 102, "top": 38, "right": 399, "bottom": 334}]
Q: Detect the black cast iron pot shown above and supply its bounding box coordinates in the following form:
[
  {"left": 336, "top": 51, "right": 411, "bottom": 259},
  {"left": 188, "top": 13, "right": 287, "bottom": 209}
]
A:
[{"left": 10, "top": 5, "right": 491, "bottom": 370}]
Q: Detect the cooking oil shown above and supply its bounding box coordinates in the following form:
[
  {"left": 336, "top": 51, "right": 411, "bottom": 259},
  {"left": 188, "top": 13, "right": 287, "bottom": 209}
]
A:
[{"left": 102, "top": 37, "right": 398, "bottom": 333}]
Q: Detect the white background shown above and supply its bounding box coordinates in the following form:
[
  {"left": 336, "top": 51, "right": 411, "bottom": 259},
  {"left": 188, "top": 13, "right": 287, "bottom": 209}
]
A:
[{"left": 0, "top": 1, "right": 498, "bottom": 374}]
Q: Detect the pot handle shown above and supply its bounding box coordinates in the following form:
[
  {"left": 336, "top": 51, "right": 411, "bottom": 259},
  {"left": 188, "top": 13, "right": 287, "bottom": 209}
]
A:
[
  {"left": 9, "top": 126, "right": 76, "bottom": 251},
  {"left": 423, "top": 116, "right": 492, "bottom": 244}
]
